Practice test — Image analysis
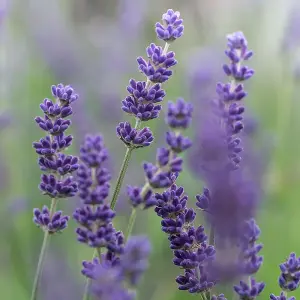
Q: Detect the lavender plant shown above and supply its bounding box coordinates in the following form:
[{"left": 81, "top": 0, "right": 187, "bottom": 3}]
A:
[
  {"left": 29, "top": 9, "right": 300, "bottom": 300},
  {"left": 31, "top": 84, "right": 79, "bottom": 300}
]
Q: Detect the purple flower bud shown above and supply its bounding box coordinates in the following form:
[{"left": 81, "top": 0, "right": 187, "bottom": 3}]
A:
[
  {"left": 33, "top": 205, "right": 69, "bottom": 233},
  {"left": 166, "top": 98, "right": 193, "bottom": 129},
  {"left": 279, "top": 252, "right": 300, "bottom": 291},
  {"left": 234, "top": 277, "right": 265, "bottom": 299},
  {"left": 116, "top": 122, "right": 154, "bottom": 148},
  {"left": 155, "top": 9, "right": 184, "bottom": 42}
]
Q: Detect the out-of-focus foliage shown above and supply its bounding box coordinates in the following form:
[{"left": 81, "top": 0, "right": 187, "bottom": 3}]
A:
[{"left": 1, "top": 0, "right": 300, "bottom": 299}]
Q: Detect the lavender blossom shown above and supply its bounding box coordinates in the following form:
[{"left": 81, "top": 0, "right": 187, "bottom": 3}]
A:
[
  {"left": 127, "top": 98, "right": 192, "bottom": 209},
  {"left": 119, "top": 9, "right": 184, "bottom": 145},
  {"left": 270, "top": 292, "right": 296, "bottom": 300},
  {"left": 31, "top": 84, "right": 79, "bottom": 300},
  {"left": 74, "top": 135, "right": 124, "bottom": 251},
  {"left": 116, "top": 122, "right": 154, "bottom": 148},
  {"left": 32, "top": 83, "right": 79, "bottom": 230},
  {"left": 279, "top": 252, "right": 300, "bottom": 291},
  {"left": 155, "top": 9, "right": 184, "bottom": 42},
  {"left": 234, "top": 278, "right": 265, "bottom": 299},
  {"left": 33, "top": 206, "right": 69, "bottom": 234},
  {"left": 155, "top": 184, "right": 216, "bottom": 294}
]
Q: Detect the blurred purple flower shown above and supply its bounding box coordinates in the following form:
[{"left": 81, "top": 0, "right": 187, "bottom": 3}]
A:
[{"left": 39, "top": 251, "right": 82, "bottom": 300}]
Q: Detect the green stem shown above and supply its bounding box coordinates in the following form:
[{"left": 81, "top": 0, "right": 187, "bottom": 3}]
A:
[
  {"left": 110, "top": 118, "right": 141, "bottom": 210},
  {"left": 82, "top": 248, "right": 102, "bottom": 300},
  {"left": 30, "top": 198, "right": 58, "bottom": 300},
  {"left": 125, "top": 208, "right": 137, "bottom": 241}
]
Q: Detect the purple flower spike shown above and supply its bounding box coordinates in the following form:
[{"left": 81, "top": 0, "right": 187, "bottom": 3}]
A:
[
  {"left": 118, "top": 236, "right": 151, "bottom": 286},
  {"left": 116, "top": 122, "right": 154, "bottom": 148},
  {"left": 166, "top": 98, "right": 193, "bottom": 129},
  {"left": 279, "top": 252, "right": 300, "bottom": 291},
  {"left": 270, "top": 292, "right": 296, "bottom": 300},
  {"left": 155, "top": 9, "right": 184, "bottom": 42},
  {"left": 234, "top": 277, "right": 265, "bottom": 299},
  {"left": 33, "top": 84, "right": 79, "bottom": 222},
  {"left": 33, "top": 206, "right": 69, "bottom": 234}
]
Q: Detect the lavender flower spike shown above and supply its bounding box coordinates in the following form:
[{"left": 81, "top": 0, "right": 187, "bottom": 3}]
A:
[
  {"left": 31, "top": 84, "right": 79, "bottom": 300},
  {"left": 127, "top": 98, "right": 192, "bottom": 210},
  {"left": 279, "top": 252, "right": 300, "bottom": 291},
  {"left": 113, "top": 9, "right": 184, "bottom": 212}
]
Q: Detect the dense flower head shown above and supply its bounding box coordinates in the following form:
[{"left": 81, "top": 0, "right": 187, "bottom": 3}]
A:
[
  {"left": 270, "top": 292, "right": 296, "bottom": 300},
  {"left": 32, "top": 84, "right": 79, "bottom": 231},
  {"left": 121, "top": 80, "right": 164, "bottom": 121},
  {"left": 127, "top": 186, "right": 157, "bottom": 209},
  {"left": 77, "top": 165, "right": 110, "bottom": 205},
  {"left": 51, "top": 83, "right": 79, "bottom": 104},
  {"left": 39, "top": 173, "right": 78, "bottom": 198},
  {"left": 74, "top": 134, "right": 124, "bottom": 252},
  {"left": 33, "top": 134, "right": 73, "bottom": 156},
  {"left": 165, "top": 131, "right": 192, "bottom": 153},
  {"left": 234, "top": 278, "right": 265, "bottom": 299},
  {"left": 38, "top": 154, "right": 79, "bottom": 175},
  {"left": 116, "top": 122, "right": 154, "bottom": 148},
  {"left": 137, "top": 43, "right": 177, "bottom": 83},
  {"left": 33, "top": 206, "right": 69, "bottom": 234},
  {"left": 77, "top": 134, "right": 111, "bottom": 206},
  {"left": 155, "top": 183, "right": 216, "bottom": 294},
  {"left": 80, "top": 135, "right": 108, "bottom": 168},
  {"left": 143, "top": 162, "right": 177, "bottom": 189},
  {"left": 155, "top": 9, "right": 184, "bottom": 42},
  {"left": 176, "top": 266, "right": 215, "bottom": 293},
  {"left": 166, "top": 98, "right": 193, "bottom": 129},
  {"left": 279, "top": 252, "right": 300, "bottom": 291}
]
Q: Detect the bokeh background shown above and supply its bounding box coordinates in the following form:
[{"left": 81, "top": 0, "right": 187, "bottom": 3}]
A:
[{"left": 1, "top": 0, "right": 300, "bottom": 299}]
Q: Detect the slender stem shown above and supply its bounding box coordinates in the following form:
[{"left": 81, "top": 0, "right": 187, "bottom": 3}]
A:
[
  {"left": 125, "top": 208, "right": 137, "bottom": 241},
  {"left": 30, "top": 198, "right": 58, "bottom": 300},
  {"left": 110, "top": 119, "right": 141, "bottom": 210},
  {"left": 110, "top": 147, "right": 133, "bottom": 210}
]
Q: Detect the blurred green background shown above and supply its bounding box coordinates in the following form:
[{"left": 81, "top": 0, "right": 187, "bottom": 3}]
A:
[{"left": 1, "top": 0, "right": 300, "bottom": 299}]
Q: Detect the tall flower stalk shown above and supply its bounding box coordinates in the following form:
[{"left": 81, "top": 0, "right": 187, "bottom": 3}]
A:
[
  {"left": 113, "top": 8, "right": 184, "bottom": 210},
  {"left": 31, "top": 84, "right": 79, "bottom": 300}
]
